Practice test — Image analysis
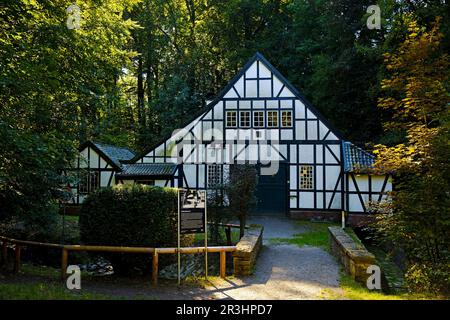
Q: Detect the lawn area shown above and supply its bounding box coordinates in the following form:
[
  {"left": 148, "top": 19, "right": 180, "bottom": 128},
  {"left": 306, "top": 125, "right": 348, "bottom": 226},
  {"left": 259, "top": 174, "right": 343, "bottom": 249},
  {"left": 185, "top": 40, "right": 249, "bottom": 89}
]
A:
[
  {"left": 269, "top": 220, "right": 338, "bottom": 250},
  {"left": 321, "top": 271, "right": 445, "bottom": 300},
  {"left": 194, "top": 226, "right": 241, "bottom": 245},
  {"left": 0, "top": 282, "right": 113, "bottom": 300},
  {"left": 0, "top": 264, "right": 116, "bottom": 300}
]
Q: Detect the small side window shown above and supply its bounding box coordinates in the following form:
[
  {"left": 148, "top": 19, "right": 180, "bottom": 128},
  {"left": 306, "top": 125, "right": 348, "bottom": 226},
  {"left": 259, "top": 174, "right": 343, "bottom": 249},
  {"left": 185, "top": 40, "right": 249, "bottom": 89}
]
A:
[{"left": 299, "top": 166, "right": 314, "bottom": 190}]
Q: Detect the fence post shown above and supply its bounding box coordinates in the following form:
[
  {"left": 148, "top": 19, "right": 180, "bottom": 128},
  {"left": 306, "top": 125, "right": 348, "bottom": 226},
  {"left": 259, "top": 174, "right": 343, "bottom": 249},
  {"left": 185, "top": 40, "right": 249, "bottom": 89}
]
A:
[
  {"left": 13, "top": 245, "right": 21, "bottom": 273},
  {"left": 220, "top": 250, "right": 226, "bottom": 278},
  {"left": 61, "top": 248, "right": 68, "bottom": 280},
  {"left": 152, "top": 249, "right": 158, "bottom": 286},
  {"left": 1, "top": 241, "right": 7, "bottom": 265}
]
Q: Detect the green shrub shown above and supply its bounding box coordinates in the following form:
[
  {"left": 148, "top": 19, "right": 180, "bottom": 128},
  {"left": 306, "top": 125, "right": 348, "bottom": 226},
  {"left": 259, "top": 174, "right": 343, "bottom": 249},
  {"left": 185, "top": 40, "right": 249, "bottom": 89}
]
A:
[
  {"left": 405, "top": 263, "right": 450, "bottom": 295},
  {"left": 80, "top": 185, "right": 191, "bottom": 275}
]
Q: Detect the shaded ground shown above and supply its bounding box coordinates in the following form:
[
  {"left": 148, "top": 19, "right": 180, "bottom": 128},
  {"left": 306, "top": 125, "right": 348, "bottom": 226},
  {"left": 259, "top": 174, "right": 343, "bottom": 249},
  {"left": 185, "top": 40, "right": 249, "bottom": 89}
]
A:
[
  {"left": 205, "top": 216, "right": 343, "bottom": 300},
  {"left": 1, "top": 216, "right": 342, "bottom": 300}
]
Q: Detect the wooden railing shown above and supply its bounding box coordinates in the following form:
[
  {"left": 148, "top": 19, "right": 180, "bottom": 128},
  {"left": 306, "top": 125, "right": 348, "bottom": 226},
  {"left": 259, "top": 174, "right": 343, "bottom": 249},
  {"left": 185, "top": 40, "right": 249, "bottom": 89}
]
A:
[{"left": 0, "top": 235, "right": 237, "bottom": 285}]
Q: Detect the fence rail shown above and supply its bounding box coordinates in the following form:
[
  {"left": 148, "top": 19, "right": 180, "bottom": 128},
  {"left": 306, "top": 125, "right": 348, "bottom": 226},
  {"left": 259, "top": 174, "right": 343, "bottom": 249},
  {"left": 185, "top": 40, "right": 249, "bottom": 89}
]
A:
[{"left": 0, "top": 235, "right": 237, "bottom": 285}]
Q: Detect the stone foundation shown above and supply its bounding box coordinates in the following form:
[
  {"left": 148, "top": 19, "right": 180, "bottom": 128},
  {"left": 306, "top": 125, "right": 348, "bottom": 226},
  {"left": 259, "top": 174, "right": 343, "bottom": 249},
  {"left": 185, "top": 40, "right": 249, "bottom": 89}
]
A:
[
  {"left": 290, "top": 211, "right": 377, "bottom": 228},
  {"left": 289, "top": 210, "right": 340, "bottom": 223},
  {"left": 233, "top": 226, "right": 264, "bottom": 276},
  {"left": 328, "top": 226, "right": 376, "bottom": 284}
]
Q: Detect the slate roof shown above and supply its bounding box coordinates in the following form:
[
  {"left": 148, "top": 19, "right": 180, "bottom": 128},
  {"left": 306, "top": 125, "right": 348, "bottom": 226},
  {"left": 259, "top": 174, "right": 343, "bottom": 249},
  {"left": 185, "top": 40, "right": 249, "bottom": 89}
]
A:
[
  {"left": 92, "top": 142, "right": 135, "bottom": 168},
  {"left": 343, "top": 141, "right": 375, "bottom": 173},
  {"left": 116, "top": 163, "right": 177, "bottom": 178}
]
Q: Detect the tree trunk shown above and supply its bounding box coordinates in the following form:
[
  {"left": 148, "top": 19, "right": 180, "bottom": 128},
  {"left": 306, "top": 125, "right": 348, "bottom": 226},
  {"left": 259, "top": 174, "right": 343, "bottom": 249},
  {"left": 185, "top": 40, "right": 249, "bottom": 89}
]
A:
[{"left": 239, "top": 215, "right": 246, "bottom": 239}]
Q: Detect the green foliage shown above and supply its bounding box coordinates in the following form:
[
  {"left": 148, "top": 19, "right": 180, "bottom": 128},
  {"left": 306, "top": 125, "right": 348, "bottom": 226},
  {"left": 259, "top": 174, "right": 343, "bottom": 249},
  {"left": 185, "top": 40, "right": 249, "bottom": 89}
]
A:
[
  {"left": 0, "top": 0, "right": 139, "bottom": 239},
  {"left": 372, "top": 16, "right": 450, "bottom": 295},
  {"left": 0, "top": 282, "right": 113, "bottom": 300},
  {"left": 207, "top": 186, "right": 232, "bottom": 244},
  {"left": 405, "top": 262, "right": 450, "bottom": 294},
  {"left": 226, "top": 165, "right": 258, "bottom": 238},
  {"left": 79, "top": 185, "right": 188, "bottom": 275},
  {"left": 0, "top": 121, "right": 77, "bottom": 240}
]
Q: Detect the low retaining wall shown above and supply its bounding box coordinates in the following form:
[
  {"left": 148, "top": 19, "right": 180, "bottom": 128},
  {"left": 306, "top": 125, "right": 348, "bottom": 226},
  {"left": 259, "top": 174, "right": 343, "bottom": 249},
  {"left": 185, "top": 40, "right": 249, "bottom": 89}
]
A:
[
  {"left": 328, "top": 226, "right": 376, "bottom": 284},
  {"left": 233, "top": 226, "right": 264, "bottom": 276}
]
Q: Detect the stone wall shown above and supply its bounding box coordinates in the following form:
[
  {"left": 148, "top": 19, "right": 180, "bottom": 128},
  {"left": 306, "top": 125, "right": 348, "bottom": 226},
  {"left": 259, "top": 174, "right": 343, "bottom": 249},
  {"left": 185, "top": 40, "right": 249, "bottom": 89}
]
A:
[
  {"left": 233, "top": 226, "right": 264, "bottom": 276},
  {"left": 328, "top": 226, "right": 376, "bottom": 284}
]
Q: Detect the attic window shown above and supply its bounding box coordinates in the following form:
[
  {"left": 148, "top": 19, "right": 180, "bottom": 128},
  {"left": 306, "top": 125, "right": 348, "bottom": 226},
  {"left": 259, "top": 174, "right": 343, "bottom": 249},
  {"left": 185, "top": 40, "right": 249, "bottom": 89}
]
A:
[
  {"left": 226, "top": 111, "right": 237, "bottom": 127},
  {"left": 281, "top": 111, "right": 292, "bottom": 127},
  {"left": 267, "top": 111, "right": 278, "bottom": 127},
  {"left": 240, "top": 111, "right": 251, "bottom": 127},
  {"left": 253, "top": 111, "right": 264, "bottom": 127}
]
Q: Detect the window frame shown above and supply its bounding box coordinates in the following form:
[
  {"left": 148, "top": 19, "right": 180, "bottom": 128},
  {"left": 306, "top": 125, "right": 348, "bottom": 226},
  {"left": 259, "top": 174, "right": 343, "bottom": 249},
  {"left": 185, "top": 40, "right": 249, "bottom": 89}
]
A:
[
  {"left": 281, "top": 110, "right": 293, "bottom": 127},
  {"left": 207, "top": 164, "right": 223, "bottom": 189},
  {"left": 226, "top": 111, "right": 237, "bottom": 128},
  {"left": 267, "top": 111, "right": 279, "bottom": 127},
  {"left": 239, "top": 111, "right": 251, "bottom": 128},
  {"left": 299, "top": 165, "right": 314, "bottom": 190},
  {"left": 253, "top": 111, "right": 265, "bottom": 128},
  {"left": 79, "top": 171, "right": 100, "bottom": 195}
]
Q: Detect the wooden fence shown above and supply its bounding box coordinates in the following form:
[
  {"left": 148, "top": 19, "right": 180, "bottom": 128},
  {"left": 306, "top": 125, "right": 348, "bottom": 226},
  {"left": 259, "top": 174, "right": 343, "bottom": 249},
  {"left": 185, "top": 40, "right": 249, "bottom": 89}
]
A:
[{"left": 0, "top": 235, "right": 237, "bottom": 285}]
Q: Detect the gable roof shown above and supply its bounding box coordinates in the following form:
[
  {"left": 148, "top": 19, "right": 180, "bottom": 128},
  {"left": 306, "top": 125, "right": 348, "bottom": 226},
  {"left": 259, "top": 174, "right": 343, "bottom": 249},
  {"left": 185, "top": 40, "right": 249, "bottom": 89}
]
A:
[
  {"left": 342, "top": 141, "right": 375, "bottom": 173},
  {"left": 128, "top": 52, "right": 344, "bottom": 163},
  {"left": 115, "top": 163, "right": 177, "bottom": 179},
  {"left": 79, "top": 141, "right": 135, "bottom": 170}
]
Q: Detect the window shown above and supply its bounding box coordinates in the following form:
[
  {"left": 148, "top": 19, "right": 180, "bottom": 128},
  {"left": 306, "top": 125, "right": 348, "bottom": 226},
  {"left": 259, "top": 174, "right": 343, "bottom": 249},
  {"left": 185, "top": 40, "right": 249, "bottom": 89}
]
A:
[
  {"left": 300, "top": 166, "right": 314, "bottom": 190},
  {"left": 253, "top": 111, "right": 264, "bottom": 127},
  {"left": 267, "top": 111, "right": 278, "bottom": 127},
  {"left": 207, "top": 164, "right": 222, "bottom": 188},
  {"left": 79, "top": 171, "right": 100, "bottom": 194},
  {"left": 226, "top": 111, "right": 237, "bottom": 127},
  {"left": 281, "top": 111, "right": 292, "bottom": 127},
  {"left": 240, "top": 111, "right": 250, "bottom": 127},
  {"left": 136, "top": 180, "right": 155, "bottom": 186},
  {"left": 78, "top": 172, "right": 88, "bottom": 194}
]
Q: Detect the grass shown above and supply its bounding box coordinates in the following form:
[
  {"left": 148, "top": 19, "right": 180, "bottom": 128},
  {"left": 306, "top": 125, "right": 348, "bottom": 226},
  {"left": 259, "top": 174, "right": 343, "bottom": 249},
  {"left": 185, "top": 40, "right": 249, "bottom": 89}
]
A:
[
  {"left": 194, "top": 227, "right": 241, "bottom": 245},
  {"left": 269, "top": 220, "right": 338, "bottom": 250},
  {"left": 321, "top": 271, "right": 445, "bottom": 300},
  {"left": 0, "top": 282, "right": 113, "bottom": 300}
]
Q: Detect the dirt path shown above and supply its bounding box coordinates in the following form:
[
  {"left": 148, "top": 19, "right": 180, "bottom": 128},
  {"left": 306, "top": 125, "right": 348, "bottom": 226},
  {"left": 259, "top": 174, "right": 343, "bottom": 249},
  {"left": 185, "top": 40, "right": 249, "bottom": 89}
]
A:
[{"left": 205, "top": 217, "right": 343, "bottom": 300}]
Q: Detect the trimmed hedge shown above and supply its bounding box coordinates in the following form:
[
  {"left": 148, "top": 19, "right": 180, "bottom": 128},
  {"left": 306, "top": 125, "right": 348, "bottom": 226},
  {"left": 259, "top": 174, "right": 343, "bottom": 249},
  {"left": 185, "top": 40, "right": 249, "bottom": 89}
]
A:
[{"left": 80, "top": 185, "right": 186, "bottom": 275}]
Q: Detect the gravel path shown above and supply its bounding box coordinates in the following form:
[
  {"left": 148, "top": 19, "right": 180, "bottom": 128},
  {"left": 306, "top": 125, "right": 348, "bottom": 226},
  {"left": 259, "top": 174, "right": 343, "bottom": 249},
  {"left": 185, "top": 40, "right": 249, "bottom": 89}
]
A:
[{"left": 206, "top": 217, "right": 343, "bottom": 300}]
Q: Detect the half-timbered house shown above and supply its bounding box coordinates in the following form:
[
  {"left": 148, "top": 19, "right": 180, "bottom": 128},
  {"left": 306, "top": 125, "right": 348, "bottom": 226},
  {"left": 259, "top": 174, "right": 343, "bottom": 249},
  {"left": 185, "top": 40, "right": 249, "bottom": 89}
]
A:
[{"left": 72, "top": 53, "right": 392, "bottom": 225}]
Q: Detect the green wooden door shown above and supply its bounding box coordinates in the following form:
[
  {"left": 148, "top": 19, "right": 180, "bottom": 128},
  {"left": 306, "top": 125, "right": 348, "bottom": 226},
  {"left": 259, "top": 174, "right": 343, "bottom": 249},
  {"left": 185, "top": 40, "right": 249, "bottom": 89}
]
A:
[{"left": 253, "top": 164, "right": 288, "bottom": 216}]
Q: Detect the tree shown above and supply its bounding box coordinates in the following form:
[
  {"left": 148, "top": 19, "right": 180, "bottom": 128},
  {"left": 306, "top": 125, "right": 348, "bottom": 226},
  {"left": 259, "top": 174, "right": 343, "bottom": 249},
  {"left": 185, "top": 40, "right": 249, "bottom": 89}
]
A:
[
  {"left": 372, "top": 15, "right": 450, "bottom": 294},
  {"left": 226, "top": 165, "right": 258, "bottom": 238},
  {"left": 0, "top": 0, "right": 139, "bottom": 238}
]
